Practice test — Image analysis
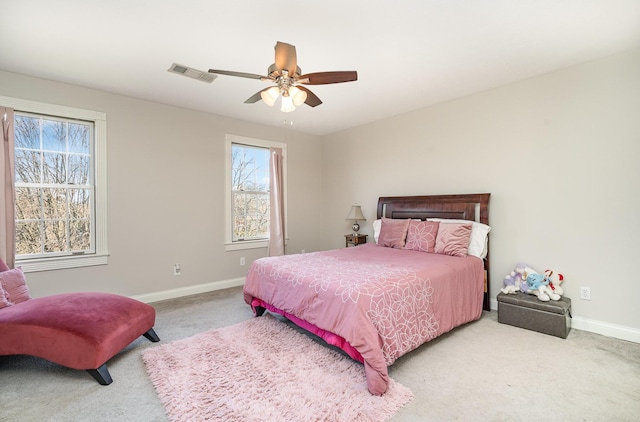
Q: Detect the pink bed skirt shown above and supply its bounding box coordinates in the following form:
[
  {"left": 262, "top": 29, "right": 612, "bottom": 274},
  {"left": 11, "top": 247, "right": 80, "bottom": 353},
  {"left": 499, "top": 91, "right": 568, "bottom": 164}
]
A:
[{"left": 251, "top": 298, "right": 364, "bottom": 364}]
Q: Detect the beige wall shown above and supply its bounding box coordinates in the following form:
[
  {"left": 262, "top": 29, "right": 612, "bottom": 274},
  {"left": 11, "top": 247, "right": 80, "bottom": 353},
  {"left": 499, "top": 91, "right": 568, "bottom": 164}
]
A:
[
  {"left": 321, "top": 49, "right": 640, "bottom": 333},
  {"left": 0, "top": 71, "right": 324, "bottom": 298}
]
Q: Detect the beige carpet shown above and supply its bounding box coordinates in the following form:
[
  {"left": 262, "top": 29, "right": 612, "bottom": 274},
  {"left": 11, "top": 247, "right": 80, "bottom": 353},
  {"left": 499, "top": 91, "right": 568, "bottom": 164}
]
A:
[
  {"left": 1, "top": 286, "right": 639, "bottom": 421},
  {"left": 142, "top": 313, "right": 412, "bottom": 421}
]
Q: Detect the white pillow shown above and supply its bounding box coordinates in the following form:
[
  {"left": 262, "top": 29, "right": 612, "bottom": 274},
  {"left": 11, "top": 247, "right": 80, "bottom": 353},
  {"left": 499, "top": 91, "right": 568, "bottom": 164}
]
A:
[
  {"left": 427, "top": 218, "right": 491, "bottom": 259},
  {"left": 372, "top": 219, "right": 381, "bottom": 243}
]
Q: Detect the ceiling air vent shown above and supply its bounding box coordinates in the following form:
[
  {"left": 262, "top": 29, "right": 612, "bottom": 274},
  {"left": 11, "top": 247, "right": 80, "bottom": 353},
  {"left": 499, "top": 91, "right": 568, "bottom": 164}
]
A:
[{"left": 167, "top": 63, "right": 216, "bottom": 83}]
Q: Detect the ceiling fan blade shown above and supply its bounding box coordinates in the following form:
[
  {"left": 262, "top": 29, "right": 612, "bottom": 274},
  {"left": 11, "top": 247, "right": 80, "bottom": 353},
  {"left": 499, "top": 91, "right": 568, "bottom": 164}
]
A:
[
  {"left": 297, "top": 86, "right": 322, "bottom": 107},
  {"left": 208, "top": 69, "right": 265, "bottom": 80},
  {"left": 274, "top": 42, "right": 298, "bottom": 76},
  {"left": 299, "top": 71, "right": 358, "bottom": 85},
  {"left": 244, "top": 88, "right": 271, "bottom": 104}
]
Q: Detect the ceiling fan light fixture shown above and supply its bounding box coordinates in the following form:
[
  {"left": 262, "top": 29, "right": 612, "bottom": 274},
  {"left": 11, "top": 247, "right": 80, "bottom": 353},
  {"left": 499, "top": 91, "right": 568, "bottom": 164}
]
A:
[
  {"left": 289, "top": 86, "right": 307, "bottom": 106},
  {"left": 261, "top": 86, "right": 280, "bottom": 106},
  {"left": 280, "top": 95, "right": 295, "bottom": 113}
]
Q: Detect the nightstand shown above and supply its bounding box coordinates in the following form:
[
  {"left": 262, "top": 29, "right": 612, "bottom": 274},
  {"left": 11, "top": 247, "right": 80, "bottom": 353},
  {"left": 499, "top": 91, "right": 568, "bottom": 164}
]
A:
[{"left": 345, "top": 234, "right": 368, "bottom": 247}]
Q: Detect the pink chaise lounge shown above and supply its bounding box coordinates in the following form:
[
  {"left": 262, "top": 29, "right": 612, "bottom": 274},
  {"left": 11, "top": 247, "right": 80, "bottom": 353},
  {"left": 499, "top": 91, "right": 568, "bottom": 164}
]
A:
[{"left": 0, "top": 260, "right": 159, "bottom": 384}]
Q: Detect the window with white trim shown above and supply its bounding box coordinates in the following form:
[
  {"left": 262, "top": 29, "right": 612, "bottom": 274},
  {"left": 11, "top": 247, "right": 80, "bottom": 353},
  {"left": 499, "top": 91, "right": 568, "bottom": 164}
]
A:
[
  {"left": 231, "top": 143, "right": 270, "bottom": 241},
  {"left": 2, "top": 95, "right": 108, "bottom": 272},
  {"left": 224, "top": 134, "right": 286, "bottom": 251}
]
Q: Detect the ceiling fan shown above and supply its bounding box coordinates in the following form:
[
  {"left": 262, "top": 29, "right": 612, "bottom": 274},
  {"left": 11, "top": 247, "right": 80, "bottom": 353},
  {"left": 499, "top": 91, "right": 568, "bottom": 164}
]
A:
[{"left": 208, "top": 41, "right": 358, "bottom": 112}]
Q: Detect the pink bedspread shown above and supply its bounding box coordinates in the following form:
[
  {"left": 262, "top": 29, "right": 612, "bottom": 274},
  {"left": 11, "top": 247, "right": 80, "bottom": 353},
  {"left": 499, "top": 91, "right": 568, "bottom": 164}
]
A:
[{"left": 243, "top": 243, "right": 484, "bottom": 395}]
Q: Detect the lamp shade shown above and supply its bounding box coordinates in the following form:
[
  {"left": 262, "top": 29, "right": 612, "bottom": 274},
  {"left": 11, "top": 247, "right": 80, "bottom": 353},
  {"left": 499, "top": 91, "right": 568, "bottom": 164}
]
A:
[
  {"left": 280, "top": 95, "right": 295, "bottom": 112},
  {"left": 289, "top": 86, "right": 308, "bottom": 106},
  {"left": 260, "top": 86, "right": 280, "bottom": 107},
  {"left": 345, "top": 205, "right": 366, "bottom": 221}
]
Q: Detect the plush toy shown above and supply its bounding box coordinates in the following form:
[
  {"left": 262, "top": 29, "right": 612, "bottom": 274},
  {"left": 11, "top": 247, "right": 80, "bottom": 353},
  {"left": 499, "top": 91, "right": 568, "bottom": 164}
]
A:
[
  {"left": 501, "top": 263, "right": 538, "bottom": 294},
  {"left": 502, "top": 264, "right": 566, "bottom": 301},
  {"left": 524, "top": 269, "right": 565, "bottom": 301},
  {"left": 501, "top": 265, "right": 525, "bottom": 294},
  {"left": 544, "top": 269, "right": 565, "bottom": 297}
]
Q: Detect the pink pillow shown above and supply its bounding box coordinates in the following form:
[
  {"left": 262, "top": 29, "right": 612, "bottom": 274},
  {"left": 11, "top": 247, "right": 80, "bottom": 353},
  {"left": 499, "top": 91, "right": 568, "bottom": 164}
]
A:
[
  {"left": 434, "top": 223, "right": 472, "bottom": 257},
  {"left": 0, "top": 267, "right": 32, "bottom": 304},
  {"left": 0, "top": 285, "right": 12, "bottom": 309},
  {"left": 404, "top": 220, "right": 439, "bottom": 253},
  {"left": 378, "top": 218, "right": 410, "bottom": 249}
]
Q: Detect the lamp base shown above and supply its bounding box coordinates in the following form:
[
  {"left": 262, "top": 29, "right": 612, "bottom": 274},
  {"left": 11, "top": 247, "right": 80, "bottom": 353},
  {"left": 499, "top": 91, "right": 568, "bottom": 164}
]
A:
[{"left": 352, "top": 222, "right": 360, "bottom": 236}]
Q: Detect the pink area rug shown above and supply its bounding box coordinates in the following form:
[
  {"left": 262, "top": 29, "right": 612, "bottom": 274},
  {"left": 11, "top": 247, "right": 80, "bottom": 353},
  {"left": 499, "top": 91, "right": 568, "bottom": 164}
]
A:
[{"left": 142, "top": 313, "right": 413, "bottom": 422}]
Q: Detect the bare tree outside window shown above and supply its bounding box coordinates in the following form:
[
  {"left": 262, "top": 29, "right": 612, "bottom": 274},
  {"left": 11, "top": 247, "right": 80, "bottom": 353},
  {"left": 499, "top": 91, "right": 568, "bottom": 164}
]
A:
[
  {"left": 231, "top": 144, "right": 270, "bottom": 241},
  {"left": 14, "top": 113, "right": 93, "bottom": 257}
]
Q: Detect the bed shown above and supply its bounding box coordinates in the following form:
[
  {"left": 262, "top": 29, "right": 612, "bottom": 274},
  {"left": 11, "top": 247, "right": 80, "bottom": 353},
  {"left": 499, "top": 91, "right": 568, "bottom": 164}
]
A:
[{"left": 243, "top": 193, "right": 491, "bottom": 395}]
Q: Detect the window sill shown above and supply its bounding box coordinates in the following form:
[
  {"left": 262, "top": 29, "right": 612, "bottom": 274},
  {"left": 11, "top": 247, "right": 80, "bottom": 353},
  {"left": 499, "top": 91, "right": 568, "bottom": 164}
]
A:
[
  {"left": 224, "top": 238, "right": 288, "bottom": 252},
  {"left": 224, "top": 240, "right": 269, "bottom": 252},
  {"left": 16, "top": 254, "right": 109, "bottom": 273}
]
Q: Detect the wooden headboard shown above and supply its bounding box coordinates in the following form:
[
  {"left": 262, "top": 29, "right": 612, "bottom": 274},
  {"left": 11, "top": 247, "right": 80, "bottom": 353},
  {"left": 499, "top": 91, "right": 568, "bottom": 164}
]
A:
[{"left": 377, "top": 193, "right": 491, "bottom": 311}]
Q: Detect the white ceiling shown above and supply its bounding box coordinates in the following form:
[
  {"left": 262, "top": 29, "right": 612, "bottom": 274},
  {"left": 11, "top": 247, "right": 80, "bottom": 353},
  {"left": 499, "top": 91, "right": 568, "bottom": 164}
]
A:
[{"left": 1, "top": 1, "right": 639, "bottom": 136}]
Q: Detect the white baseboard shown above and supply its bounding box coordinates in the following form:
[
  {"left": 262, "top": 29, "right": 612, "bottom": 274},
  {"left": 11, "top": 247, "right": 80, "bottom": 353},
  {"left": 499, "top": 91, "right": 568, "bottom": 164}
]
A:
[
  {"left": 130, "top": 277, "right": 245, "bottom": 304},
  {"left": 570, "top": 317, "right": 640, "bottom": 344},
  {"left": 135, "top": 286, "right": 639, "bottom": 344},
  {"left": 490, "top": 298, "right": 640, "bottom": 344},
  {"left": 137, "top": 288, "right": 640, "bottom": 344}
]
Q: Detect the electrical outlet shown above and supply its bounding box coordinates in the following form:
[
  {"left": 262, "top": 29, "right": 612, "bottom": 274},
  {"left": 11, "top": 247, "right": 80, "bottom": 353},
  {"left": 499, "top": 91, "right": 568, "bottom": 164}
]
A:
[
  {"left": 173, "top": 264, "right": 181, "bottom": 276},
  {"left": 580, "top": 286, "right": 591, "bottom": 300},
  {"left": 240, "top": 257, "right": 246, "bottom": 266},
  {"left": 301, "top": 249, "right": 305, "bottom": 254}
]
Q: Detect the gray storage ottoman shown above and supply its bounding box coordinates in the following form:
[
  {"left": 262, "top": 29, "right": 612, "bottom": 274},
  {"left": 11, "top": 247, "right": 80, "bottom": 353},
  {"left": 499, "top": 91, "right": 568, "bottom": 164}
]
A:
[{"left": 497, "top": 292, "right": 571, "bottom": 338}]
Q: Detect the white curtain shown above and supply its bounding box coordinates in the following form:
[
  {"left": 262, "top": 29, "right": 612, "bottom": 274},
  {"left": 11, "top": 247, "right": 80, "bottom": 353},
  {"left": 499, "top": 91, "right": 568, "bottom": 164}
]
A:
[
  {"left": 1, "top": 107, "right": 15, "bottom": 268},
  {"left": 268, "top": 147, "right": 285, "bottom": 256}
]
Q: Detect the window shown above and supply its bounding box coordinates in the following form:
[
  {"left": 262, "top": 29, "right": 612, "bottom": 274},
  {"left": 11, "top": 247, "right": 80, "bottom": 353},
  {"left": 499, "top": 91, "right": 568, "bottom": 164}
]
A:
[
  {"left": 1, "top": 95, "right": 108, "bottom": 271},
  {"left": 14, "top": 113, "right": 94, "bottom": 256},
  {"left": 231, "top": 143, "right": 270, "bottom": 241},
  {"left": 225, "top": 134, "right": 286, "bottom": 251}
]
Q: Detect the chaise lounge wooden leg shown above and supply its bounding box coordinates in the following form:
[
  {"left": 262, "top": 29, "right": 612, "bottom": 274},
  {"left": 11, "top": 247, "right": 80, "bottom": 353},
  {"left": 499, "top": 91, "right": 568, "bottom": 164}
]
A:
[
  {"left": 85, "top": 329, "right": 158, "bottom": 385},
  {"left": 143, "top": 328, "right": 160, "bottom": 342},
  {"left": 87, "top": 364, "right": 113, "bottom": 385}
]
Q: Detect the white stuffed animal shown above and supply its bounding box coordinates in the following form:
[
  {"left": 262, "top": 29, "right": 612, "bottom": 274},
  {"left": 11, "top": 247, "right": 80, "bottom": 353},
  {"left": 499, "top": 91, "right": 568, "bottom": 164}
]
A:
[
  {"left": 524, "top": 269, "right": 565, "bottom": 301},
  {"left": 543, "top": 269, "right": 565, "bottom": 297},
  {"left": 501, "top": 263, "right": 538, "bottom": 294}
]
